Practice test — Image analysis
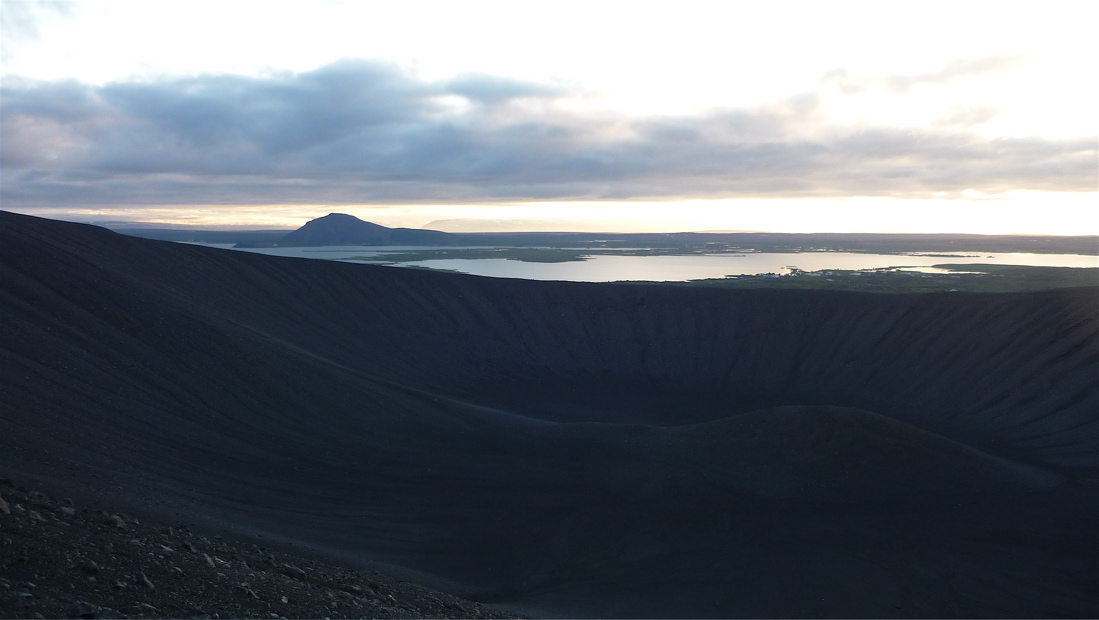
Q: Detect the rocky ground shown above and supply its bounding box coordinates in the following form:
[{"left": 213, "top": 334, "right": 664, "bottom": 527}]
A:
[{"left": 0, "top": 477, "right": 516, "bottom": 619}]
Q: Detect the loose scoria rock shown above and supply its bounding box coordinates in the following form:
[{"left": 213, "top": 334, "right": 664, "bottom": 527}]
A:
[{"left": 282, "top": 565, "right": 306, "bottom": 580}]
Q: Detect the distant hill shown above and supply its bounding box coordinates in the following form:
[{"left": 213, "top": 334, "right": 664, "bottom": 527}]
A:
[{"left": 273, "top": 213, "right": 453, "bottom": 247}]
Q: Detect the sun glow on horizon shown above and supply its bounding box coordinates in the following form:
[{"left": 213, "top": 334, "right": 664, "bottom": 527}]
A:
[{"left": 28, "top": 189, "right": 1098, "bottom": 237}]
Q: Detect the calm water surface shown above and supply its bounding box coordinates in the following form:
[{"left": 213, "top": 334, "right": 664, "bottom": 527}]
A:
[
  {"left": 394, "top": 252, "right": 1097, "bottom": 282},
  {"left": 194, "top": 244, "right": 1097, "bottom": 282}
]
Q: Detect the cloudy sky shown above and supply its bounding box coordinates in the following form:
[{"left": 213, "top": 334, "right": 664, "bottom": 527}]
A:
[{"left": 1, "top": 0, "right": 1096, "bottom": 233}]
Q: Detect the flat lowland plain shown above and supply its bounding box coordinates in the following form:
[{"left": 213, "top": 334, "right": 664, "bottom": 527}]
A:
[
  {"left": 1, "top": 211, "right": 1096, "bottom": 618},
  {"left": 687, "top": 264, "right": 1099, "bottom": 293}
]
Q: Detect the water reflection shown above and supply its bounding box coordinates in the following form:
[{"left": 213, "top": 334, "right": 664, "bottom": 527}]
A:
[
  {"left": 190, "top": 243, "right": 1096, "bottom": 282},
  {"left": 394, "top": 252, "right": 1096, "bottom": 282}
]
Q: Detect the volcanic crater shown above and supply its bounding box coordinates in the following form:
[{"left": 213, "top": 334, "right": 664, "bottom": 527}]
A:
[{"left": 1, "top": 211, "right": 1096, "bottom": 618}]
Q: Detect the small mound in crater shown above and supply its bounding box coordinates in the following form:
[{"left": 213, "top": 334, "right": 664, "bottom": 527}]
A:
[{"left": 646, "top": 405, "right": 1062, "bottom": 501}]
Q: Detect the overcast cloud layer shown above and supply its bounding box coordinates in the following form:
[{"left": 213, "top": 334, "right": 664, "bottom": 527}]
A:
[{"left": 2, "top": 59, "right": 1095, "bottom": 208}]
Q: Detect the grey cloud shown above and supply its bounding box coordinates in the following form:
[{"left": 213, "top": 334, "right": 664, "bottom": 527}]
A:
[
  {"left": 96, "top": 60, "right": 436, "bottom": 158},
  {"left": 445, "top": 73, "right": 565, "bottom": 103},
  {"left": 1, "top": 59, "right": 1094, "bottom": 209},
  {"left": 0, "top": 78, "right": 107, "bottom": 167},
  {"left": 0, "top": 77, "right": 100, "bottom": 120}
]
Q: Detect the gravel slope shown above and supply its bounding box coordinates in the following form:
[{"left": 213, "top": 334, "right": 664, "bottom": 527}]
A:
[{"left": 0, "top": 478, "right": 514, "bottom": 619}]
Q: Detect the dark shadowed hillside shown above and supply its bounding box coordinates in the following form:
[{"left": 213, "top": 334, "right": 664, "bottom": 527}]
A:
[{"left": 1, "top": 211, "right": 1096, "bottom": 618}]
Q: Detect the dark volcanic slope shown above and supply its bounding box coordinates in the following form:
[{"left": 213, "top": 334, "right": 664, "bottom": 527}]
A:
[{"left": 2, "top": 211, "right": 1097, "bottom": 618}]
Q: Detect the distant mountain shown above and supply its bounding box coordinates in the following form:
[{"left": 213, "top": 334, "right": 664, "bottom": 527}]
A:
[{"left": 275, "top": 213, "right": 453, "bottom": 246}]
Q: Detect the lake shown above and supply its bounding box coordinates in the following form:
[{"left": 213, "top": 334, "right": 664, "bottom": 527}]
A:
[{"left": 192, "top": 244, "right": 1097, "bottom": 282}]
